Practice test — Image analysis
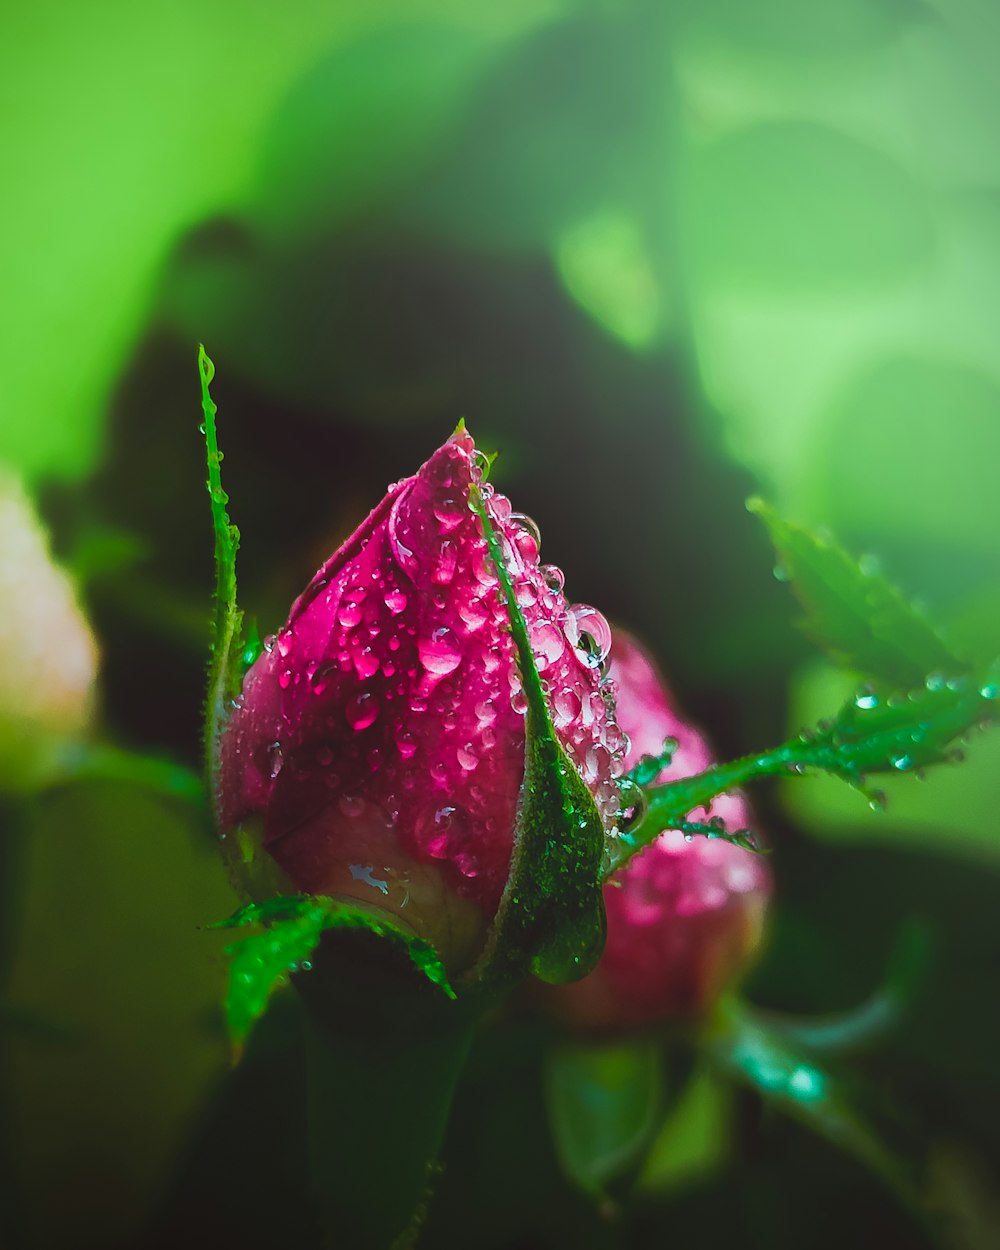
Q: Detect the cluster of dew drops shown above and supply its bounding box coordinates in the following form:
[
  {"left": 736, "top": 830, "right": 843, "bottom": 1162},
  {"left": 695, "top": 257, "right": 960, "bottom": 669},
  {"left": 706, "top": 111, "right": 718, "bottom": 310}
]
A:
[{"left": 467, "top": 448, "right": 647, "bottom": 856}]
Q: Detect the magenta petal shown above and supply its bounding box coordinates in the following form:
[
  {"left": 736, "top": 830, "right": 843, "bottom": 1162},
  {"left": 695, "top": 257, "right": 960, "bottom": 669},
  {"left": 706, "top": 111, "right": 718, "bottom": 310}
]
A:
[
  {"left": 216, "top": 430, "right": 626, "bottom": 968},
  {"left": 542, "top": 630, "right": 773, "bottom": 1028}
]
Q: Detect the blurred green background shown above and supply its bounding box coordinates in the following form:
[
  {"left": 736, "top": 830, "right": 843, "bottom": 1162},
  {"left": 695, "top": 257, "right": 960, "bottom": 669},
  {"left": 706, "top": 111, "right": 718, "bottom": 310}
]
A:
[{"left": 2, "top": 1, "right": 999, "bottom": 1247}]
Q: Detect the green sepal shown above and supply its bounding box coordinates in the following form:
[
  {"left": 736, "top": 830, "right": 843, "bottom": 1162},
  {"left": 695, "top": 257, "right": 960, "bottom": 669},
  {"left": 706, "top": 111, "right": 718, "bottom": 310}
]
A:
[
  {"left": 749, "top": 498, "right": 964, "bottom": 687},
  {"left": 216, "top": 895, "right": 456, "bottom": 1052},
  {"left": 610, "top": 660, "right": 1000, "bottom": 873},
  {"left": 199, "top": 346, "right": 246, "bottom": 792},
  {"left": 466, "top": 478, "right": 606, "bottom": 991},
  {"left": 544, "top": 1038, "right": 664, "bottom": 1201}
]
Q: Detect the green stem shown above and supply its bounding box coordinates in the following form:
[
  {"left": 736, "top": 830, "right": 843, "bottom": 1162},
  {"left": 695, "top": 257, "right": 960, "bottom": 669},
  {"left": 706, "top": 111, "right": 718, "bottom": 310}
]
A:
[{"left": 296, "top": 936, "right": 479, "bottom": 1250}]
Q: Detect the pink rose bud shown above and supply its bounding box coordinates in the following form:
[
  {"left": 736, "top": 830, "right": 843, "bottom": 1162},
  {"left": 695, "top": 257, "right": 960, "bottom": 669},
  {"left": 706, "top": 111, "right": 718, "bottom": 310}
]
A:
[
  {"left": 215, "top": 430, "right": 628, "bottom": 970},
  {"left": 541, "top": 631, "right": 772, "bottom": 1028}
]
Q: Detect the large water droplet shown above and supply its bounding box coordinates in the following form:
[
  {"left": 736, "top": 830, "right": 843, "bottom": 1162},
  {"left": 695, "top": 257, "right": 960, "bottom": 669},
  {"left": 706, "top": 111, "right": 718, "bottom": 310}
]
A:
[
  {"left": 345, "top": 691, "right": 379, "bottom": 730},
  {"left": 567, "top": 604, "right": 612, "bottom": 667},
  {"left": 433, "top": 540, "right": 458, "bottom": 586},
  {"left": 396, "top": 730, "right": 418, "bottom": 759},
  {"left": 383, "top": 587, "right": 407, "bottom": 615},
  {"left": 353, "top": 647, "right": 380, "bottom": 680},
  {"left": 540, "top": 563, "right": 565, "bottom": 593},
  {"left": 433, "top": 497, "right": 464, "bottom": 533},
  {"left": 553, "top": 687, "right": 582, "bottom": 726},
  {"left": 418, "top": 627, "right": 462, "bottom": 676},
  {"left": 509, "top": 512, "right": 541, "bottom": 562},
  {"left": 457, "top": 743, "right": 479, "bottom": 771}
]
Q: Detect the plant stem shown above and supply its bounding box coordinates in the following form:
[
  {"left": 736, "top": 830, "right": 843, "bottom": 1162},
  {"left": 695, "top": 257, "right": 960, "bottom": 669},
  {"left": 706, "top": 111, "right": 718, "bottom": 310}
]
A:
[{"left": 296, "top": 934, "right": 479, "bottom": 1249}]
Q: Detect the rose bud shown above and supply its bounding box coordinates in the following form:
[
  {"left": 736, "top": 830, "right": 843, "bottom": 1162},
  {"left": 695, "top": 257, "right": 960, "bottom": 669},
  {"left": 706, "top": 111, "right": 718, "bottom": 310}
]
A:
[
  {"left": 540, "top": 631, "right": 772, "bottom": 1029},
  {"left": 215, "top": 429, "right": 628, "bottom": 971},
  {"left": 0, "top": 470, "right": 99, "bottom": 791}
]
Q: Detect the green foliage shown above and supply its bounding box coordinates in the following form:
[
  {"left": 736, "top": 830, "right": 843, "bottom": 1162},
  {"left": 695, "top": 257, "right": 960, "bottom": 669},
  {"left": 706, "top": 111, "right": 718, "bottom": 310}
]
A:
[
  {"left": 748, "top": 497, "right": 963, "bottom": 687},
  {"left": 216, "top": 896, "right": 455, "bottom": 1050},
  {"left": 199, "top": 346, "right": 246, "bottom": 791},
  {"left": 544, "top": 1039, "right": 663, "bottom": 1201},
  {"left": 611, "top": 507, "right": 999, "bottom": 875},
  {"left": 467, "top": 473, "right": 606, "bottom": 991}
]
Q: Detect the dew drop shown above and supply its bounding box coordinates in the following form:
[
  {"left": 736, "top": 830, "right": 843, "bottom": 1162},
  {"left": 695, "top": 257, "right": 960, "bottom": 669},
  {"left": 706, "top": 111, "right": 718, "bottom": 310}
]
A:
[
  {"left": 267, "top": 742, "right": 284, "bottom": 779},
  {"left": 396, "top": 730, "right": 418, "bottom": 759},
  {"left": 855, "top": 688, "right": 879, "bottom": 710},
  {"left": 458, "top": 596, "right": 489, "bottom": 631},
  {"left": 418, "top": 627, "right": 462, "bottom": 676},
  {"left": 617, "top": 778, "right": 647, "bottom": 831},
  {"left": 540, "top": 563, "right": 565, "bottom": 593},
  {"left": 338, "top": 601, "right": 364, "bottom": 628},
  {"left": 384, "top": 587, "right": 407, "bottom": 615},
  {"left": 553, "top": 687, "right": 582, "bottom": 726},
  {"left": 433, "top": 497, "right": 464, "bottom": 533},
  {"left": 278, "top": 668, "right": 292, "bottom": 690},
  {"left": 345, "top": 691, "right": 379, "bottom": 730},
  {"left": 509, "top": 512, "right": 541, "bottom": 561},
  {"left": 353, "top": 647, "right": 380, "bottom": 680},
  {"left": 457, "top": 743, "right": 479, "bottom": 771},
  {"left": 566, "top": 604, "right": 612, "bottom": 666},
  {"left": 433, "top": 540, "right": 458, "bottom": 586},
  {"left": 531, "top": 620, "right": 565, "bottom": 669},
  {"left": 980, "top": 682, "right": 999, "bottom": 701},
  {"left": 475, "top": 699, "right": 496, "bottom": 726}
]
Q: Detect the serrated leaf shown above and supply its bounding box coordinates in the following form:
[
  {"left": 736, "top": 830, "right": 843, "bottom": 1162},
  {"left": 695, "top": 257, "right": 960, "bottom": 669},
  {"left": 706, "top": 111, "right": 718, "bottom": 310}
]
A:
[
  {"left": 199, "top": 346, "right": 246, "bottom": 792},
  {"left": 610, "top": 661, "right": 1000, "bottom": 874},
  {"left": 218, "top": 895, "right": 455, "bottom": 1050},
  {"left": 545, "top": 1039, "right": 663, "bottom": 1200},
  {"left": 749, "top": 497, "right": 963, "bottom": 687},
  {"left": 466, "top": 480, "right": 606, "bottom": 992}
]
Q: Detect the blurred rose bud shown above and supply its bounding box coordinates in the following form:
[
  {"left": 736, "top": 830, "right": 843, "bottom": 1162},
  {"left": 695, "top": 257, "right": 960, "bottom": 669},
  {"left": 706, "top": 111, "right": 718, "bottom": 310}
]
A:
[
  {"left": 0, "top": 470, "right": 99, "bottom": 790},
  {"left": 541, "top": 631, "right": 772, "bottom": 1029},
  {"left": 215, "top": 430, "right": 628, "bottom": 969}
]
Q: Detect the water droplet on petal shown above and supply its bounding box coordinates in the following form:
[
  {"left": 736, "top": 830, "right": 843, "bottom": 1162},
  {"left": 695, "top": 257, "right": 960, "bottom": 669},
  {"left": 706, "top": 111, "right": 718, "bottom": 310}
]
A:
[
  {"left": 384, "top": 587, "right": 407, "bottom": 614},
  {"left": 345, "top": 691, "right": 379, "bottom": 730},
  {"left": 433, "top": 540, "right": 458, "bottom": 585},
  {"left": 433, "top": 497, "right": 464, "bottom": 533},
  {"left": 267, "top": 742, "right": 284, "bottom": 779},
  {"left": 418, "top": 627, "right": 462, "bottom": 676},
  {"left": 540, "top": 563, "right": 565, "bottom": 592},
  {"left": 553, "top": 687, "right": 582, "bottom": 726},
  {"left": 353, "top": 647, "right": 380, "bottom": 680},
  {"left": 457, "top": 743, "right": 478, "bottom": 771}
]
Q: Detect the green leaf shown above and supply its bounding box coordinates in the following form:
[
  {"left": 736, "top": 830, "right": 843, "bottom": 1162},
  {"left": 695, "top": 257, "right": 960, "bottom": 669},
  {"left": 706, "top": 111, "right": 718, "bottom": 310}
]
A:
[
  {"left": 466, "top": 477, "right": 607, "bottom": 991},
  {"left": 544, "top": 1039, "right": 663, "bottom": 1200},
  {"left": 749, "top": 497, "right": 963, "bottom": 687},
  {"left": 199, "top": 346, "right": 246, "bottom": 794},
  {"left": 610, "top": 661, "right": 1000, "bottom": 874},
  {"left": 218, "top": 896, "right": 455, "bottom": 1051}
]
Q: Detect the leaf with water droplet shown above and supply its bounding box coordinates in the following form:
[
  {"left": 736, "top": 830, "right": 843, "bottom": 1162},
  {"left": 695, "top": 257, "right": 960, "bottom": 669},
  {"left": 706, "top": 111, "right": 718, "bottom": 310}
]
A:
[
  {"left": 215, "top": 894, "right": 455, "bottom": 1052},
  {"left": 748, "top": 498, "right": 964, "bottom": 687},
  {"left": 609, "top": 659, "right": 1000, "bottom": 875},
  {"left": 466, "top": 479, "right": 606, "bottom": 992}
]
